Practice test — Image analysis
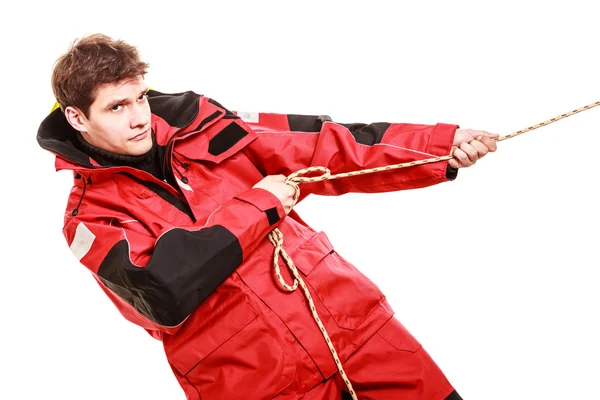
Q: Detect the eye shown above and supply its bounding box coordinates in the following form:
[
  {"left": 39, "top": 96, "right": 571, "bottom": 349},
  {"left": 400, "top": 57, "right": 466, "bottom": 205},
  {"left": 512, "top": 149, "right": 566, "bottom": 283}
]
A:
[
  {"left": 111, "top": 104, "right": 123, "bottom": 112},
  {"left": 138, "top": 92, "right": 148, "bottom": 102}
]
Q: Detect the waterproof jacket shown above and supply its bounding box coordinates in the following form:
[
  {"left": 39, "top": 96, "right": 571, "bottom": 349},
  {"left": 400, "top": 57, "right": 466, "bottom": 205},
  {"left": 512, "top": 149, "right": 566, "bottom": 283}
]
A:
[{"left": 37, "top": 90, "right": 459, "bottom": 398}]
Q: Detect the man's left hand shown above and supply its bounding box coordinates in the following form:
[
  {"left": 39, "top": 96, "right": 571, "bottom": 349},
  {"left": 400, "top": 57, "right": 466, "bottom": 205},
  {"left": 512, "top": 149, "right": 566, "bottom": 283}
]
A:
[{"left": 449, "top": 128, "right": 499, "bottom": 169}]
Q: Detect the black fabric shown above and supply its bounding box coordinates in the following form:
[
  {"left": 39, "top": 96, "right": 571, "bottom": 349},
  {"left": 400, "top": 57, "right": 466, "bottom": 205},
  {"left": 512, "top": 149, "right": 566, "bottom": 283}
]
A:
[
  {"left": 36, "top": 108, "right": 94, "bottom": 167},
  {"left": 208, "top": 122, "right": 248, "bottom": 156},
  {"left": 445, "top": 390, "right": 464, "bottom": 400},
  {"left": 446, "top": 164, "right": 458, "bottom": 180},
  {"left": 187, "top": 110, "right": 223, "bottom": 134},
  {"left": 97, "top": 225, "right": 243, "bottom": 326},
  {"left": 341, "top": 391, "right": 353, "bottom": 400},
  {"left": 147, "top": 90, "right": 201, "bottom": 128},
  {"left": 75, "top": 131, "right": 165, "bottom": 181},
  {"left": 287, "top": 114, "right": 332, "bottom": 132},
  {"left": 37, "top": 90, "right": 202, "bottom": 169},
  {"left": 339, "top": 121, "right": 458, "bottom": 180},
  {"left": 265, "top": 207, "right": 280, "bottom": 226},
  {"left": 74, "top": 131, "right": 191, "bottom": 218},
  {"left": 208, "top": 98, "right": 240, "bottom": 119},
  {"left": 161, "top": 110, "right": 222, "bottom": 189},
  {"left": 339, "top": 122, "right": 391, "bottom": 145},
  {"left": 155, "top": 143, "right": 177, "bottom": 187}
]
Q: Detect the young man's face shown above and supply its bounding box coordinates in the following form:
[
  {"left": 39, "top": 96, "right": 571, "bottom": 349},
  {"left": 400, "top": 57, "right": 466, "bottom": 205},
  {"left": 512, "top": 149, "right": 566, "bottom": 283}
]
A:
[{"left": 66, "top": 76, "right": 152, "bottom": 156}]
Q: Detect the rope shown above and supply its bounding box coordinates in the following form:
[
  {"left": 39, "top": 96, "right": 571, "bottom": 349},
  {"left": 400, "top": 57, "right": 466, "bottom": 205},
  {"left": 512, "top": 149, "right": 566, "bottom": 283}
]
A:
[{"left": 267, "top": 100, "right": 600, "bottom": 399}]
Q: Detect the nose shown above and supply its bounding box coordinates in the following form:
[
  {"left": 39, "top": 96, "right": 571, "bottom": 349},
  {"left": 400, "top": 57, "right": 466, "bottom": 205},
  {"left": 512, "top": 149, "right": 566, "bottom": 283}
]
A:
[{"left": 130, "top": 102, "right": 150, "bottom": 129}]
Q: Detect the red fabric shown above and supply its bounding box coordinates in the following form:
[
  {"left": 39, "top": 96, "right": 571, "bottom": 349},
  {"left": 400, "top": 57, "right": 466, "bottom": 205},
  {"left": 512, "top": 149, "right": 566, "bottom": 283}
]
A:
[
  {"left": 291, "top": 316, "right": 456, "bottom": 400},
  {"left": 54, "top": 94, "right": 458, "bottom": 398}
]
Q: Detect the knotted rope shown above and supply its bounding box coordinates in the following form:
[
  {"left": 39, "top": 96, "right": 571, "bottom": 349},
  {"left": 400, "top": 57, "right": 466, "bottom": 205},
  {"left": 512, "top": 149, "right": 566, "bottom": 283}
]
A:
[{"left": 267, "top": 100, "right": 600, "bottom": 399}]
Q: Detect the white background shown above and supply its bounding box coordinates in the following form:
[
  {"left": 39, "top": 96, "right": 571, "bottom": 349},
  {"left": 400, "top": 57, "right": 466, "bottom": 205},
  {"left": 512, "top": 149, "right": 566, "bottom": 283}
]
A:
[{"left": 2, "top": 1, "right": 599, "bottom": 399}]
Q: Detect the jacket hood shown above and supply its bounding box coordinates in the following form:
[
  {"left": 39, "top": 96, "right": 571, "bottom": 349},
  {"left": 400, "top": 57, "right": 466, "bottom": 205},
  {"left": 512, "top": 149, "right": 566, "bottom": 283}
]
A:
[{"left": 36, "top": 90, "right": 204, "bottom": 171}]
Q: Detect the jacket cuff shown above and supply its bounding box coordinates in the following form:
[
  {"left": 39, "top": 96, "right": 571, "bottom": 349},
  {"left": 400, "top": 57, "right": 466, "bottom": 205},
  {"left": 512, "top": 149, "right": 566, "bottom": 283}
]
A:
[
  {"left": 445, "top": 165, "right": 458, "bottom": 181},
  {"left": 427, "top": 123, "right": 458, "bottom": 156},
  {"left": 234, "top": 188, "right": 286, "bottom": 226},
  {"left": 428, "top": 123, "right": 459, "bottom": 181}
]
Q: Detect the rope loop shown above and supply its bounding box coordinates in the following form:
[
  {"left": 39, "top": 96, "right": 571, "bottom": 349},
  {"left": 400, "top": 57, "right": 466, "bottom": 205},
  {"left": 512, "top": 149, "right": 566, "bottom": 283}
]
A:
[{"left": 268, "top": 100, "right": 600, "bottom": 400}]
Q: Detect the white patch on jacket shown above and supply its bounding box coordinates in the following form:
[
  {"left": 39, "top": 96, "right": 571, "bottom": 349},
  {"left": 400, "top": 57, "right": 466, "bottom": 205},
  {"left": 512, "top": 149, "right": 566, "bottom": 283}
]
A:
[{"left": 70, "top": 222, "right": 96, "bottom": 261}]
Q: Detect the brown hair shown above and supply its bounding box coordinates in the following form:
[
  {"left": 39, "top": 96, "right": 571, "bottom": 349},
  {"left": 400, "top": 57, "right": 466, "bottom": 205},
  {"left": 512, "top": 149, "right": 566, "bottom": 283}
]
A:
[{"left": 51, "top": 34, "right": 149, "bottom": 117}]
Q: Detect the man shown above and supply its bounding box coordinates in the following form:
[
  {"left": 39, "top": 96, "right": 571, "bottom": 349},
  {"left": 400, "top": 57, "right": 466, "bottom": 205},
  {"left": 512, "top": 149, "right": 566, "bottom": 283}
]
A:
[{"left": 38, "top": 34, "right": 497, "bottom": 399}]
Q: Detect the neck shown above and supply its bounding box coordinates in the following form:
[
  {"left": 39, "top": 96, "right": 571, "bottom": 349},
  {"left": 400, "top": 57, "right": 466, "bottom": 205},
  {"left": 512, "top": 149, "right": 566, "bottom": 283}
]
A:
[
  {"left": 76, "top": 131, "right": 158, "bottom": 167},
  {"left": 75, "top": 131, "right": 165, "bottom": 181}
]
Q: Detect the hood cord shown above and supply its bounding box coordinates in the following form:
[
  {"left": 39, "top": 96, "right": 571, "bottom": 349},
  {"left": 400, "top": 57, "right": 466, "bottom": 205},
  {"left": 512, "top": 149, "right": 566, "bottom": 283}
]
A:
[{"left": 71, "top": 174, "right": 91, "bottom": 217}]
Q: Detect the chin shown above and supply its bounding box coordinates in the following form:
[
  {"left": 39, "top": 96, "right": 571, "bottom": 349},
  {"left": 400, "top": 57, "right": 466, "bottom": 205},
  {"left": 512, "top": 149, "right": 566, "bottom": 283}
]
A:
[{"left": 129, "top": 135, "right": 153, "bottom": 156}]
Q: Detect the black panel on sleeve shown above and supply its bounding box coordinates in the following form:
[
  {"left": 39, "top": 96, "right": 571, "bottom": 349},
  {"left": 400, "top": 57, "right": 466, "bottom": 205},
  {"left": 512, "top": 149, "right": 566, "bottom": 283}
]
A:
[
  {"left": 287, "top": 114, "right": 332, "bottom": 132},
  {"left": 265, "top": 207, "right": 281, "bottom": 226},
  {"left": 338, "top": 122, "right": 391, "bottom": 145},
  {"left": 97, "top": 225, "right": 243, "bottom": 326}
]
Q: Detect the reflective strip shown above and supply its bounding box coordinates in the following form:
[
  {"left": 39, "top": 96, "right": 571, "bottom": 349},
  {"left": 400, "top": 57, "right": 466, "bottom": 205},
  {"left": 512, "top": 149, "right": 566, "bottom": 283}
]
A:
[
  {"left": 70, "top": 222, "right": 96, "bottom": 261},
  {"left": 176, "top": 176, "right": 193, "bottom": 192},
  {"left": 237, "top": 111, "right": 259, "bottom": 123}
]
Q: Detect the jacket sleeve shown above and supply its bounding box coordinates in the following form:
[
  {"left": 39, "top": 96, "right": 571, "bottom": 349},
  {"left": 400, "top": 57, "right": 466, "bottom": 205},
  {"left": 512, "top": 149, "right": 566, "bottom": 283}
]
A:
[
  {"left": 63, "top": 187, "right": 285, "bottom": 331},
  {"left": 238, "top": 111, "right": 459, "bottom": 201}
]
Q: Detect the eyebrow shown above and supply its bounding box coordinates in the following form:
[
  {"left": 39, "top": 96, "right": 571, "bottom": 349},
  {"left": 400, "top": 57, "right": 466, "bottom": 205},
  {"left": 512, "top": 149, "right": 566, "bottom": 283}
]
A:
[
  {"left": 105, "top": 88, "right": 149, "bottom": 110},
  {"left": 105, "top": 97, "right": 127, "bottom": 110}
]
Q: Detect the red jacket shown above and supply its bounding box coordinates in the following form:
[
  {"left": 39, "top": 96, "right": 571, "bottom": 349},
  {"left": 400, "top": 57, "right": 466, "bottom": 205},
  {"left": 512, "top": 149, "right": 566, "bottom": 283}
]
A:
[{"left": 37, "top": 90, "right": 458, "bottom": 398}]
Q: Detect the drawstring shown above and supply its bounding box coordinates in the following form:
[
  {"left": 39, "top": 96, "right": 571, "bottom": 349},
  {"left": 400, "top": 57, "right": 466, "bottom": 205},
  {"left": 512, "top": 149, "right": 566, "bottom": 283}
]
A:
[
  {"left": 172, "top": 153, "right": 190, "bottom": 171},
  {"left": 72, "top": 174, "right": 90, "bottom": 216},
  {"left": 172, "top": 153, "right": 190, "bottom": 184}
]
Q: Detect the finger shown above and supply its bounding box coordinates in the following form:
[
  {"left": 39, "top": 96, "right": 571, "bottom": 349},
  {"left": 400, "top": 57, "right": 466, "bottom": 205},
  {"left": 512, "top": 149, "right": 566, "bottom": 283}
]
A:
[
  {"left": 452, "top": 148, "right": 473, "bottom": 167},
  {"left": 459, "top": 142, "right": 479, "bottom": 163},
  {"left": 286, "top": 183, "right": 297, "bottom": 197},
  {"left": 283, "top": 198, "right": 295, "bottom": 214},
  {"left": 479, "top": 136, "right": 498, "bottom": 152},
  {"left": 478, "top": 130, "right": 500, "bottom": 138},
  {"left": 469, "top": 139, "right": 489, "bottom": 157},
  {"left": 448, "top": 158, "right": 459, "bottom": 169},
  {"left": 271, "top": 174, "right": 287, "bottom": 182}
]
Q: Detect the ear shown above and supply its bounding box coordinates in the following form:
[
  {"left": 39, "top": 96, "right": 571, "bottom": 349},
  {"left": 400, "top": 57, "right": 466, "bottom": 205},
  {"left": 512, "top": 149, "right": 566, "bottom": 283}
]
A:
[{"left": 64, "top": 106, "right": 89, "bottom": 133}]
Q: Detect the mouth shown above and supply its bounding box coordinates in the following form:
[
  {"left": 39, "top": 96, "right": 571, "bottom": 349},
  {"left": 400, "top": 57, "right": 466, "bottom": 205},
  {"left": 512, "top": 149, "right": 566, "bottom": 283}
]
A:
[{"left": 130, "top": 129, "right": 149, "bottom": 141}]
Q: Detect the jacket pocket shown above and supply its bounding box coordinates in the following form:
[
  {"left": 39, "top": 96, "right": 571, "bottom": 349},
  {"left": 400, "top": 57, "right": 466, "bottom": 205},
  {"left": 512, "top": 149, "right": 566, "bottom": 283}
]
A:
[
  {"left": 292, "top": 231, "right": 385, "bottom": 330},
  {"left": 166, "top": 294, "right": 296, "bottom": 398},
  {"left": 377, "top": 316, "right": 422, "bottom": 353},
  {"left": 176, "top": 119, "right": 258, "bottom": 165}
]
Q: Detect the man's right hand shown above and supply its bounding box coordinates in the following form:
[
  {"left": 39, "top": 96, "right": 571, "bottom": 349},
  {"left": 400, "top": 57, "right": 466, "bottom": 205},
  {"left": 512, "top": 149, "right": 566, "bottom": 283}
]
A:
[{"left": 253, "top": 175, "right": 296, "bottom": 214}]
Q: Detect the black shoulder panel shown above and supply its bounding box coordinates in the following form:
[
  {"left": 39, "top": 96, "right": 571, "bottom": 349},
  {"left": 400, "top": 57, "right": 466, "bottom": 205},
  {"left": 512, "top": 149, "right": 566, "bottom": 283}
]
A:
[
  {"left": 208, "top": 98, "right": 240, "bottom": 119},
  {"left": 148, "top": 90, "right": 202, "bottom": 129}
]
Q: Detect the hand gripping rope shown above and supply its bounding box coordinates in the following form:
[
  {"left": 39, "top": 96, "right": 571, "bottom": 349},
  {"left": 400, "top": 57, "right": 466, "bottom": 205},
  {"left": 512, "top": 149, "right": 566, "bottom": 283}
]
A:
[{"left": 267, "top": 100, "right": 600, "bottom": 400}]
